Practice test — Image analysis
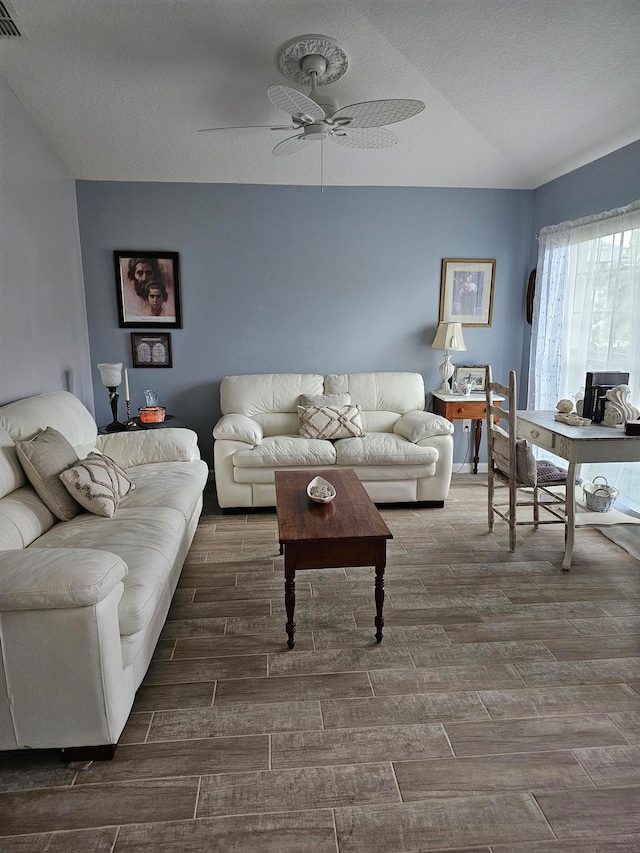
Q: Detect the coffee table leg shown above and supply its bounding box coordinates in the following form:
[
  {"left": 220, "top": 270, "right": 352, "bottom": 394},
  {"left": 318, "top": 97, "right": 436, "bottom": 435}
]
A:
[
  {"left": 285, "top": 566, "right": 296, "bottom": 649},
  {"left": 374, "top": 562, "right": 385, "bottom": 643}
]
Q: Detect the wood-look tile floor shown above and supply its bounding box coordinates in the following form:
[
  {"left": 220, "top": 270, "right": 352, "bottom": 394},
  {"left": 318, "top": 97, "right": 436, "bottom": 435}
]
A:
[{"left": 3, "top": 475, "right": 640, "bottom": 851}]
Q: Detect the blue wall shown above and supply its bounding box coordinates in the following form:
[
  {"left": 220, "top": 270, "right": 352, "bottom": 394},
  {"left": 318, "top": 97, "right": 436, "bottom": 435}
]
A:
[
  {"left": 76, "top": 182, "right": 533, "bottom": 466},
  {"left": 533, "top": 139, "right": 640, "bottom": 237}
]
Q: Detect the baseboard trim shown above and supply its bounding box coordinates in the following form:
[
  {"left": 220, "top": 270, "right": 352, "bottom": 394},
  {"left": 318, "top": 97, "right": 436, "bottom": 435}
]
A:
[{"left": 452, "top": 463, "right": 488, "bottom": 474}]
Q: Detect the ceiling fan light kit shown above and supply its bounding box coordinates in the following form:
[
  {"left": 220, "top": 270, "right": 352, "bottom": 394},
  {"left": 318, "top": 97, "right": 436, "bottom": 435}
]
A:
[{"left": 199, "top": 34, "right": 425, "bottom": 169}]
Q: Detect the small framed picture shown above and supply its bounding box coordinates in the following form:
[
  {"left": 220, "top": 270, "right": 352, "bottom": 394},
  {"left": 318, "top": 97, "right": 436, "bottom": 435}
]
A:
[
  {"left": 131, "top": 333, "right": 173, "bottom": 368},
  {"left": 453, "top": 365, "right": 487, "bottom": 392},
  {"left": 439, "top": 258, "right": 496, "bottom": 327},
  {"left": 114, "top": 251, "right": 182, "bottom": 328}
]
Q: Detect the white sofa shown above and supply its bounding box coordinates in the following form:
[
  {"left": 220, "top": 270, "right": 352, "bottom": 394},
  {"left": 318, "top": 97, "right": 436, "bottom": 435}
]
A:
[
  {"left": 0, "top": 391, "right": 208, "bottom": 758},
  {"left": 213, "top": 372, "right": 454, "bottom": 509}
]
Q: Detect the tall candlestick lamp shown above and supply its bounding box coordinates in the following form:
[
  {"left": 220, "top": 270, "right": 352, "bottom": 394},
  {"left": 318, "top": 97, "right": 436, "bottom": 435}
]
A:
[
  {"left": 97, "top": 362, "right": 127, "bottom": 432},
  {"left": 431, "top": 322, "right": 467, "bottom": 392}
]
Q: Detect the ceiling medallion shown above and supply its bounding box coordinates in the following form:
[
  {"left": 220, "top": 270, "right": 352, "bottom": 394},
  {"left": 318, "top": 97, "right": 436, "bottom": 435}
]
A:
[{"left": 276, "top": 34, "right": 349, "bottom": 86}]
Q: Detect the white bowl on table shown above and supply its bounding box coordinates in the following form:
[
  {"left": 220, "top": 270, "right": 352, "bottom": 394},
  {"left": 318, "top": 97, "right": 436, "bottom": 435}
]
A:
[{"left": 306, "top": 476, "right": 336, "bottom": 504}]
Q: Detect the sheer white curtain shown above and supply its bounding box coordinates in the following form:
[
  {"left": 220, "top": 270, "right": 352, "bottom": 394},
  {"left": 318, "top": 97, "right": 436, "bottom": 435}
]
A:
[{"left": 529, "top": 199, "right": 640, "bottom": 510}]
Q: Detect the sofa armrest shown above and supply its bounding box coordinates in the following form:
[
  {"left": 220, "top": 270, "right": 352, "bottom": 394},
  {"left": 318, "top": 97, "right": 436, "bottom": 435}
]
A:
[
  {"left": 0, "top": 550, "right": 129, "bottom": 751},
  {"left": 0, "top": 548, "right": 127, "bottom": 611},
  {"left": 393, "top": 411, "right": 454, "bottom": 443},
  {"left": 213, "top": 414, "right": 263, "bottom": 445},
  {"left": 96, "top": 428, "right": 201, "bottom": 467}
]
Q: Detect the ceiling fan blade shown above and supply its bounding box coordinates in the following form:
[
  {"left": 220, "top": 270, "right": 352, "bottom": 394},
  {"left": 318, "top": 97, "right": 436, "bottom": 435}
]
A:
[
  {"left": 330, "top": 127, "right": 398, "bottom": 149},
  {"left": 267, "top": 84, "right": 325, "bottom": 123},
  {"left": 332, "top": 99, "right": 424, "bottom": 128},
  {"left": 272, "top": 134, "right": 313, "bottom": 156},
  {"left": 198, "top": 124, "right": 296, "bottom": 132}
]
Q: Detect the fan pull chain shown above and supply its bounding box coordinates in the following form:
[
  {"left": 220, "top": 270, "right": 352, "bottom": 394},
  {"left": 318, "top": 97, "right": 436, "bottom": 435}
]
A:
[{"left": 320, "top": 139, "right": 324, "bottom": 193}]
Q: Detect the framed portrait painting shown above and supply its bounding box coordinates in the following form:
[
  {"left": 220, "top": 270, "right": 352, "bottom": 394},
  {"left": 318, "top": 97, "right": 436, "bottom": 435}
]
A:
[
  {"left": 114, "top": 251, "right": 182, "bottom": 328},
  {"left": 439, "top": 258, "right": 496, "bottom": 327},
  {"left": 131, "top": 333, "right": 173, "bottom": 368}
]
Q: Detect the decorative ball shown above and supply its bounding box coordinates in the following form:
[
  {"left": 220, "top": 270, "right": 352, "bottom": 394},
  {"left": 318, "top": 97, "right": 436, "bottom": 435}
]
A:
[{"left": 556, "top": 399, "right": 574, "bottom": 413}]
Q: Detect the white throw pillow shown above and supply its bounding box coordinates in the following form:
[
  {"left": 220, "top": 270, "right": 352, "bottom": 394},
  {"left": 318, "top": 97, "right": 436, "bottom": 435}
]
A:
[
  {"left": 59, "top": 456, "right": 134, "bottom": 518},
  {"left": 298, "top": 392, "right": 351, "bottom": 408},
  {"left": 298, "top": 404, "right": 364, "bottom": 440},
  {"left": 212, "top": 414, "right": 263, "bottom": 445},
  {"left": 393, "top": 411, "right": 455, "bottom": 442},
  {"left": 15, "top": 427, "right": 81, "bottom": 521}
]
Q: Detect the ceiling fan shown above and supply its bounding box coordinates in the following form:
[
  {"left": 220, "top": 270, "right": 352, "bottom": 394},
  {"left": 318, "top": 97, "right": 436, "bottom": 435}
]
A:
[{"left": 199, "top": 35, "right": 425, "bottom": 158}]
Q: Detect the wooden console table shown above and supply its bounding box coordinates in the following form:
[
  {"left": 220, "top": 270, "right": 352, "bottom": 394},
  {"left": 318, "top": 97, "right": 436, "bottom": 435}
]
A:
[
  {"left": 432, "top": 391, "right": 503, "bottom": 474},
  {"left": 275, "top": 469, "right": 392, "bottom": 648}
]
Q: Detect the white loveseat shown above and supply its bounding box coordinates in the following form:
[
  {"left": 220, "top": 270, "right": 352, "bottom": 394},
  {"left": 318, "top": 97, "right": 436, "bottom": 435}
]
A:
[
  {"left": 213, "top": 372, "right": 454, "bottom": 509},
  {"left": 0, "top": 391, "right": 208, "bottom": 757}
]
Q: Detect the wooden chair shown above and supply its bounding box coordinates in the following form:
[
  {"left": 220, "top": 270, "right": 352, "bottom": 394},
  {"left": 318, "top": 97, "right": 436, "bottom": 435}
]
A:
[{"left": 485, "top": 367, "right": 568, "bottom": 551}]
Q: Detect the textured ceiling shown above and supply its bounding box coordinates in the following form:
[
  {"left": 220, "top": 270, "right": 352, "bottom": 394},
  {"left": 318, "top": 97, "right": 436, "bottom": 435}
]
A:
[{"left": 1, "top": 0, "right": 639, "bottom": 188}]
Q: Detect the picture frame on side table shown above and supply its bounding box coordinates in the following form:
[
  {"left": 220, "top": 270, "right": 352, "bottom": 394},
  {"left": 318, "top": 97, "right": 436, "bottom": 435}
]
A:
[
  {"left": 131, "top": 333, "right": 173, "bottom": 368},
  {"left": 452, "top": 365, "right": 487, "bottom": 392},
  {"left": 114, "top": 250, "right": 182, "bottom": 328},
  {"left": 439, "top": 258, "right": 496, "bottom": 327}
]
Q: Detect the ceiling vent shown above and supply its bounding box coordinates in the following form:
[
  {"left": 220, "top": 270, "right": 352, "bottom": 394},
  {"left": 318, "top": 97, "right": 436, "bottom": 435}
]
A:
[{"left": 0, "top": 1, "right": 23, "bottom": 37}]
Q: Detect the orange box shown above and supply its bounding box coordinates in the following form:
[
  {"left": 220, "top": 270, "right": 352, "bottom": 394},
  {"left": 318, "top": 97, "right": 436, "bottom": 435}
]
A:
[{"left": 139, "top": 406, "right": 165, "bottom": 424}]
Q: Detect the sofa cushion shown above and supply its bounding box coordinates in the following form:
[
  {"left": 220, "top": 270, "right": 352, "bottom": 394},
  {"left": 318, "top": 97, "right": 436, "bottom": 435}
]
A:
[
  {"left": 233, "top": 436, "right": 336, "bottom": 468},
  {"left": 0, "top": 486, "right": 57, "bottom": 549},
  {"left": 221, "top": 374, "right": 324, "bottom": 418},
  {"left": 15, "top": 427, "right": 81, "bottom": 521},
  {"left": 0, "top": 426, "right": 26, "bottom": 499},
  {"left": 334, "top": 433, "right": 439, "bottom": 466},
  {"left": 120, "top": 460, "right": 209, "bottom": 521},
  {"left": 298, "top": 405, "right": 364, "bottom": 440},
  {"left": 0, "top": 390, "right": 98, "bottom": 451},
  {"left": 324, "top": 373, "right": 426, "bottom": 415},
  {"left": 96, "top": 428, "right": 200, "bottom": 468},
  {"left": 32, "top": 506, "right": 186, "bottom": 637},
  {"left": 60, "top": 456, "right": 134, "bottom": 518},
  {"left": 341, "top": 463, "right": 437, "bottom": 480},
  {"left": 221, "top": 375, "right": 326, "bottom": 438},
  {"left": 234, "top": 463, "right": 437, "bottom": 484}
]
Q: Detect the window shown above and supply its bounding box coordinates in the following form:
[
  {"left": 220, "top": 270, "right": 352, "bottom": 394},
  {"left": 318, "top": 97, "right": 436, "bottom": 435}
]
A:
[{"left": 529, "top": 200, "right": 640, "bottom": 511}]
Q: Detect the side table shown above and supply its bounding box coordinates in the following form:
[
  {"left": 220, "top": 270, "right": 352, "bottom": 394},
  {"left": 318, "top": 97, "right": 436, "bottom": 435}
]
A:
[
  {"left": 432, "top": 392, "right": 503, "bottom": 474},
  {"left": 98, "top": 415, "right": 186, "bottom": 434}
]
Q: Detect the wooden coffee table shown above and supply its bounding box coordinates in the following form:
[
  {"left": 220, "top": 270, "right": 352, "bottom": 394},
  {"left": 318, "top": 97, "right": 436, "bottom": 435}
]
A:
[{"left": 275, "top": 469, "right": 393, "bottom": 649}]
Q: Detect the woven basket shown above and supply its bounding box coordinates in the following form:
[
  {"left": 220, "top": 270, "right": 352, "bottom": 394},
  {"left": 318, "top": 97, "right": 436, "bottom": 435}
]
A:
[{"left": 583, "top": 476, "right": 618, "bottom": 512}]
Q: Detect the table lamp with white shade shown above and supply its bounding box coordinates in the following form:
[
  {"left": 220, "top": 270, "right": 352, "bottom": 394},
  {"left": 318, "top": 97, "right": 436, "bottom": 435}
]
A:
[
  {"left": 431, "top": 322, "right": 466, "bottom": 392},
  {"left": 97, "top": 362, "right": 127, "bottom": 432}
]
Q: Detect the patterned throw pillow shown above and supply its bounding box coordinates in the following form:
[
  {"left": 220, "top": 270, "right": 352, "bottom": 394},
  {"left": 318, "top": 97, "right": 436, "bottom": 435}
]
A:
[
  {"left": 298, "top": 405, "right": 364, "bottom": 440},
  {"left": 15, "top": 426, "right": 81, "bottom": 521},
  {"left": 59, "top": 456, "right": 134, "bottom": 518},
  {"left": 85, "top": 451, "right": 135, "bottom": 485}
]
